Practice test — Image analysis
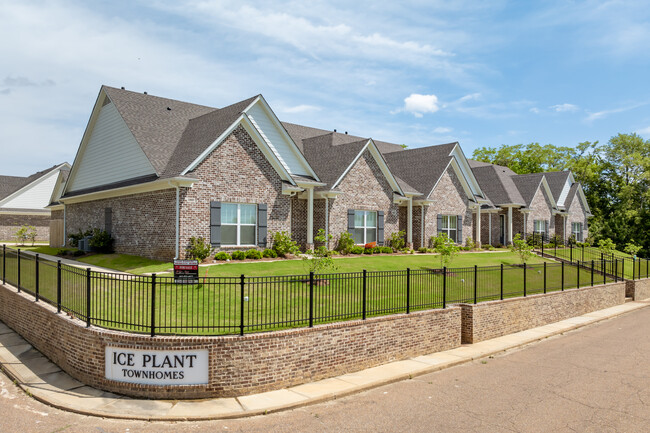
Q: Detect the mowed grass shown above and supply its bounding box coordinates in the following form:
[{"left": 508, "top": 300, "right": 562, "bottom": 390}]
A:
[
  {"left": 1, "top": 247, "right": 617, "bottom": 335},
  {"left": 539, "top": 246, "right": 650, "bottom": 280}
]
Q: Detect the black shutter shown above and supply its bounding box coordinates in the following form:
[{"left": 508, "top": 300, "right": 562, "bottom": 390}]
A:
[
  {"left": 258, "top": 203, "right": 268, "bottom": 247},
  {"left": 210, "top": 201, "right": 221, "bottom": 247},
  {"left": 437, "top": 214, "right": 443, "bottom": 235},
  {"left": 457, "top": 215, "right": 463, "bottom": 243},
  {"left": 377, "top": 211, "right": 384, "bottom": 246},
  {"left": 348, "top": 209, "right": 355, "bottom": 233}
]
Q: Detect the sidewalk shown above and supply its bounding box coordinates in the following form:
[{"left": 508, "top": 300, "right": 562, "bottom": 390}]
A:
[{"left": 0, "top": 299, "right": 648, "bottom": 421}]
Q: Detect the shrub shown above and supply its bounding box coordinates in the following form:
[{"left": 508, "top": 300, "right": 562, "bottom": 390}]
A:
[
  {"left": 231, "top": 250, "right": 246, "bottom": 260},
  {"left": 262, "top": 248, "right": 277, "bottom": 258},
  {"left": 303, "top": 229, "right": 337, "bottom": 273},
  {"left": 388, "top": 230, "right": 406, "bottom": 252},
  {"left": 351, "top": 246, "right": 364, "bottom": 254},
  {"left": 624, "top": 242, "right": 642, "bottom": 257},
  {"left": 597, "top": 238, "right": 616, "bottom": 256},
  {"left": 68, "top": 229, "right": 93, "bottom": 248},
  {"left": 418, "top": 247, "right": 428, "bottom": 253},
  {"left": 89, "top": 228, "right": 114, "bottom": 253},
  {"left": 380, "top": 246, "right": 393, "bottom": 254},
  {"left": 14, "top": 226, "right": 29, "bottom": 245},
  {"left": 465, "top": 236, "right": 478, "bottom": 250},
  {"left": 246, "top": 249, "right": 262, "bottom": 259},
  {"left": 336, "top": 231, "right": 355, "bottom": 255},
  {"left": 214, "top": 251, "right": 231, "bottom": 261},
  {"left": 72, "top": 249, "right": 85, "bottom": 257},
  {"left": 549, "top": 234, "right": 564, "bottom": 247},
  {"left": 185, "top": 236, "right": 212, "bottom": 261},
  {"left": 372, "top": 246, "right": 382, "bottom": 254},
  {"left": 363, "top": 248, "right": 373, "bottom": 255},
  {"left": 493, "top": 243, "right": 503, "bottom": 249},
  {"left": 460, "top": 246, "right": 472, "bottom": 251},
  {"left": 272, "top": 231, "right": 300, "bottom": 257}
]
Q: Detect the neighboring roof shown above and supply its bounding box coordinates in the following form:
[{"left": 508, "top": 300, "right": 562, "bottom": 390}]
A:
[
  {"left": 0, "top": 165, "right": 62, "bottom": 202},
  {"left": 384, "top": 143, "right": 457, "bottom": 198},
  {"left": 162, "top": 96, "right": 258, "bottom": 177},
  {"left": 281, "top": 122, "right": 405, "bottom": 155},
  {"left": 301, "top": 134, "right": 368, "bottom": 190},
  {"left": 469, "top": 162, "right": 526, "bottom": 206},
  {"left": 103, "top": 86, "right": 216, "bottom": 176},
  {"left": 543, "top": 171, "right": 571, "bottom": 202},
  {"left": 512, "top": 173, "right": 545, "bottom": 207}
]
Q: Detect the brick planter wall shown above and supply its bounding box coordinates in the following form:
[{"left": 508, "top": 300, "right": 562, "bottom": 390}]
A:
[
  {"left": 0, "top": 214, "right": 50, "bottom": 242},
  {"left": 458, "top": 282, "right": 626, "bottom": 343},
  {"left": 0, "top": 282, "right": 461, "bottom": 399},
  {"left": 626, "top": 278, "right": 650, "bottom": 301}
]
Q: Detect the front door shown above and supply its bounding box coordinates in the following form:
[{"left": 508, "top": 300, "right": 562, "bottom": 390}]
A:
[{"left": 499, "top": 214, "right": 505, "bottom": 245}]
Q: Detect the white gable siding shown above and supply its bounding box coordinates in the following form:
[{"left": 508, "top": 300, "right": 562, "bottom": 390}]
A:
[
  {"left": 67, "top": 102, "right": 155, "bottom": 192},
  {"left": 245, "top": 103, "right": 311, "bottom": 176},
  {"left": 1, "top": 172, "right": 58, "bottom": 210},
  {"left": 557, "top": 178, "right": 571, "bottom": 207}
]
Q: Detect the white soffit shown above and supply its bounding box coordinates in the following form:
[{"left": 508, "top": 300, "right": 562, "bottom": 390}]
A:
[{"left": 449, "top": 143, "right": 483, "bottom": 196}]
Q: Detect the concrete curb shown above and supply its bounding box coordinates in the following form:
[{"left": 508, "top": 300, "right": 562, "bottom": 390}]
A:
[{"left": 0, "top": 299, "right": 648, "bottom": 421}]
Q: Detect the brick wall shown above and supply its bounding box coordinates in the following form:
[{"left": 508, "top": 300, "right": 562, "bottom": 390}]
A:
[
  {"left": 324, "top": 150, "right": 401, "bottom": 249},
  {"left": 180, "top": 125, "right": 291, "bottom": 256},
  {"left": 565, "top": 191, "right": 589, "bottom": 242},
  {"left": 479, "top": 212, "right": 501, "bottom": 246},
  {"left": 625, "top": 278, "right": 650, "bottom": 301},
  {"left": 420, "top": 168, "right": 473, "bottom": 247},
  {"left": 458, "top": 282, "right": 625, "bottom": 343},
  {"left": 0, "top": 281, "right": 461, "bottom": 399},
  {"left": 0, "top": 213, "right": 50, "bottom": 242},
  {"left": 65, "top": 190, "right": 176, "bottom": 260},
  {"left": 525, "top": 187, "right": 555, "bottom": 238}
]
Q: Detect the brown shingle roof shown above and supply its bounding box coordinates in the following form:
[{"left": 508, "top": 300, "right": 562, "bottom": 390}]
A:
[
  {"left": 0, "top": 164, "right": 63, "bottom": 202},
  {"left": 301, "top": 134, "right": 368, "bottom": 190},
  {"left": 468, "top": 161, "right": 526, "bottom": 206},
  {"left": 512, "top": 173, "right": 545, "bottom": 207},
  {"left": 543, "top": 171, "right": 571, "bottom": 203}
]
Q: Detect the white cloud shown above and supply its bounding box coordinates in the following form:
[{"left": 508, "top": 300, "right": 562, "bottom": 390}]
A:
[
  {"left": 550, "top": 103, "right": 579, "bottom": 112},
  {"left": 433, "top": 126, "right": 452, "bottom": 133},
  {"left": 585, "top": 102, "right": 647, "bottom": 122},
  {"left": 530, "top": 107, "right": 540, "bottom": 114},
  {"left": 635, "top": 126, "right": 650, "bottom": 136},
  {"left": 458, "top": 93, "right": 481, "bottom": 103},
  {"left": 281, "top": 104, "right": 321, "bottom": 114},
  {"left": 403, "top": 94, "right": 440, "bottom": 117}
]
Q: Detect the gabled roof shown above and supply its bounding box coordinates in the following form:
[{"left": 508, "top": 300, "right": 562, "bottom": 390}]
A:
[
  {"left": 468, "top": 160, "right": 525, "bottom": 206},
  {"left": 543, "top": 171, "right": 571, "bottom": 203},
  {"left": 384, "top": 143, "right": 457, "bottom": 198},
  {"left": 0, "top": 165, "right": 61, "bottom": 201},
  {"left": 1, "top": 163, "right": 69, "bottom": 211},
  {"left": 512, "top": 173, "right": 546, "bottom": 207}
]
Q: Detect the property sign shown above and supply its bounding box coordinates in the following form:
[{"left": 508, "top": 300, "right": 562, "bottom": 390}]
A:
[
  {"left": 173, "top": 259, "right": 199, "bottom": 284},
  {"left": 105, "top": 347, "right": 209, "bottom": 386}
]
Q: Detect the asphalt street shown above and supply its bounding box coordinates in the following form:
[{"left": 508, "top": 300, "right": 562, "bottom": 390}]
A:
[{"left": 0, "top": 306, "right": 648, "bottom": 433}]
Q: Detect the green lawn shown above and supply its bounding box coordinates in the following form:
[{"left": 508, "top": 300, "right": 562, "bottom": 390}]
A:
[{"left": 538, "top": 246, "right": 649, "bottom": 280}]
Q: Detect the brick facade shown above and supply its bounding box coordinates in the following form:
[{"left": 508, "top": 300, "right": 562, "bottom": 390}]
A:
[
  {"left": 564, "top": 191, "right": 589, "bottom": 242},
  {"left": 323, "top": 150, "right": 401, "bottom": 249},
  {"left": 65, "top": 190, "right": 177, "bottom": 260},
  {"left": 458, "top": 282, "right": 625, "bottom": 343},
  {"left": 523, "top": 187, "right": 555, "bottom": 238},
  {"left": 416, "top": 168, "right": 473, "bottom": 249},
  {"left": 0, "top": 213, "right": 50, "bottom": 242},
  {"left": 0, "top": 281, "right": 461, "bottom": 399},
  {"left": 625, "top": 278, "right": 650, "bottom": 301}
]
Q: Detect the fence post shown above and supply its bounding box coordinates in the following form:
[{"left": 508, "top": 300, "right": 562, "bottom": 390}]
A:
[
  {"left": 543, "top": 262, "right": 547, "bottom": 294},
  {"left": 474, "top": 265, "right": 478, "bottom": 304},
  {"left": 614, "top": 258, "right": 618, "bottom": 282},
  {"left": 570, "top": 244, "right": 573, "bottom": 262},
  {"left": 57, "top": 260, "right": 61, "bottom": 313},
  {"left": 443, "top": 267, "right": 447, "bottom": 308},
  {"left": 622, "top": 260, "right": 625, "bottom": 281},
  {"left": 17, "top": 249, "right": 21, "bottom": 292},
  {"left": 86, "top": 268, "right": 91, "bottom": 328},
  {"left": 632, "top": 258, "right": 635, "bottom": 281},
  {"left": 561, "top": 261, "right": 564, "bottom": 291},
  {"left": 582, "top": 244, "right": 584, "bottom": 262},
  {"left": 406, "top": 268, "right": 410, "bottom": 314},
  {"left": 577, "top": 262, "right": 580, "bottom": 289},
  {"left": 591, "top": 260, "right": 594, "bottom": 286},
  {"left": 541, "top": 240, "right": 544, "bottom": 257},
  {"left": 240, "top": 274, "right": 245, "bottom": 336},
  {"left": 150, "top": 274, "right": 156, "bottom": 337},
  {"left": 35, "top": 253, "right": 39, "bottom": 302},
  {"left": 523, "top": 263, "right": 527, "bottom": 297},
  {"left": 500, "top": 264, "right": 504, "bottom": 300},
  {"left": 309, "top": 271, "right": 314, "bottom": 327},
  {"left": 2, "top": 244, "right": 5, "bottom": 285},
  {"left": 362, "top": 270, "right": 367, "bottom": 320},
  {"left": 603, "top": 259, "right": 606, "bottom": 285}
]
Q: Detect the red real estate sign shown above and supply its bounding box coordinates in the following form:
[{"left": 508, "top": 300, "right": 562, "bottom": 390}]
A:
[{"left": 173, "top": 259, "right": 199, "bottom": 284}]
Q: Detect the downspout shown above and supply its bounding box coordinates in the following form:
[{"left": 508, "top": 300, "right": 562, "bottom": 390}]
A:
[{"left": 169, "top": 181, "right": 180, "bottom": 260}]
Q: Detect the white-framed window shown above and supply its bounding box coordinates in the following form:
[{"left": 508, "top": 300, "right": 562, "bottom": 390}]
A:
[
  {"left": 534, "top": 220, "right": 546, "bottom": 235},
  {"left": 352, "top": 210, "right": 377, "bottom": 244},
  {"left": 571, "top": 222, "right": 583, "bottom": 242},
  {"left": 221, "top": 203, "right": 257, "bottom": 246},
  {"left": 441, "top": 215, "right": 458, "bottom": 243}
]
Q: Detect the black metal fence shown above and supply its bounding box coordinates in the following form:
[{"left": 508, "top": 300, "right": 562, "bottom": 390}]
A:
[{"left": 0, "top": 245, "right": 620, "bottom": 336}]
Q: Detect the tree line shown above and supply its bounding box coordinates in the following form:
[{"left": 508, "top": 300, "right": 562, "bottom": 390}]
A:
[{"left": 472, "top": 133, "right": 650, "bottom": 256}]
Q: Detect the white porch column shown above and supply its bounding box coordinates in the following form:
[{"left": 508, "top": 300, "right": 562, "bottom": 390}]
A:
[
  {"left": 407, "top": 198, "right": 413, "bottom": 246},
  {"left": 523, "top": 212, "right": 527, "bottom": 237},
  {"left": 476, "top": 205, "right": 481, "bottom": 246},
  {"left": 420, "top": 204, "right": 425, "bottom": 248},
  {"left": 307, "top": 187, "right": 314, "bottom": 245},
  {"left": 507, "top": 206, "right": 513, "bottom": 245},
  {"left": 325, "top": 197, "right": 329, "bottom": 249},
  {"left": 488, "top": 213, "right": 492, "bottom": 245}
]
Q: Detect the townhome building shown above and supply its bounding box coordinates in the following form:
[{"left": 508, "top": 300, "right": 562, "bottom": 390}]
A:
[{"left": 56, "top": 86, "right": 590, "bottom": 260}]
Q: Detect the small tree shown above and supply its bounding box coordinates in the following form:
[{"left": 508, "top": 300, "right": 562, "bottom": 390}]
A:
[
  {"left": 624, "top": 242, "right": 641, "bottom": 258},
  {"left": 432, "top": 233, "right": 459, "bottom": 267},
  {"left": 26, "top": 226, "right": 37, "bottom": 246},
  {"left": 597, "top": 238, "right": 616, "bottom": 256},
  {"left": 336, "top": 231, "right": 355, "bottom": 255},
  {"left": 510, "top": 233, "right": 533, "bottom": 265},
  {"left": 14, "top": 225, "right": 29, "bottom": 245},
  {"left": 303, "top": 229, "right": 337, "bottom": 273},
  {"left": 186, "top": 237, "right": 212, "bottom": 261},
  {"left": 271, "top": 231, "right": 300, "bottom": 257},
  {"left": 388, "top": 230, "right": 406, "bottom": 252}
]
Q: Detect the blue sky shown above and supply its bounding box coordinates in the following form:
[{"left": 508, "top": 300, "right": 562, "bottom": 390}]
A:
[{"left": 2, "top": 0, "right": 650, "bottom": 176}]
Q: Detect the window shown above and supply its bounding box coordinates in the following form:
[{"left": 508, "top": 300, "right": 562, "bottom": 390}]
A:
[
  {"left": 221, "top": 203, "right": 257, "bottom": 246},
  {"left": 441, "top": 215, "right": 458, "bottom": 243},
  {"left": 534, "top": 220, "right": 546, "bottom": 235},
  {"left": 571, "top": 222, "right": 583, "bottom": 242},
  {"left": 352, "top": 210, "right": 377, "bottom": 244}
]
